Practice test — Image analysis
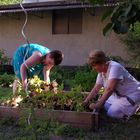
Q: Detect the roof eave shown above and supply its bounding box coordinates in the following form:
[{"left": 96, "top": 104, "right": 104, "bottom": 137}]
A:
[{"left": 0, "top": 1, "right": 117, "bottom": 14}]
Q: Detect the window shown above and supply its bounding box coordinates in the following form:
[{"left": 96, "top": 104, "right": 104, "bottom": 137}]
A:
[{"left": 52, "top": 9, "right": 83, "bottom": 34}]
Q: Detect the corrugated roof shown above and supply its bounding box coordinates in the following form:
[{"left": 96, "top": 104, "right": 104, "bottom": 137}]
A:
[{"left": 0, "top": 1, "right": 117, "bottom": 14}]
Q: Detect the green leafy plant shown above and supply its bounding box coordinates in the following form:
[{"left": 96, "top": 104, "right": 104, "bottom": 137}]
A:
[
  {"left": 50, "top": 66, "right": 97, "bottom": 91},
  {"left": 120, "top": 22, "right": 140, "bottom": 67},
  {"left": 102, "top": 0, "right": 140, "bottom": 36},
  {"left": 0, "top": 73, "right": 15, "bottom": 87},
  {"left": 9, "top": 76, "right": 87, "bottom": 112},
  {"left": 50, "top": 66, "right": 75, "bottom": 85},
  {"left": 20, "top": 85, "right": 86, "bottom": 112},
  {"left": 0, "top": 73, "right": 97, "bottom": 111},
  {"left": 0, "top": 0, "right": 20, "bottom": 5},
  {"left": 68, "top": 66, "right": 97, "bottom": 91},
  {"left": 0, "top": 49, "right": 9, "bottom": 65},
  {"left": 0, "top": 87, "right": 13, "bottom": 106}
]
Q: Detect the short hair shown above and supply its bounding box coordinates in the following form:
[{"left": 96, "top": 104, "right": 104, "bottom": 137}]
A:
[
  {"left": 50, "top": 50, "right": 64, "bottom": 65},
  {"left": 88, "top": 50, "right": 109, "bottom": 66}
]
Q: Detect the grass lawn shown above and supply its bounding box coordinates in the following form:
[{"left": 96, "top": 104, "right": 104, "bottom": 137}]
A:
[{"left": 0, "top": 87, "right": 140, "bottom": 140}]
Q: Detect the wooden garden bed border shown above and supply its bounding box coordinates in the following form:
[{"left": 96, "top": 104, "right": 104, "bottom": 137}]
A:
[{"left": 0, "top": 106, "right": 99, "bottom": 130}]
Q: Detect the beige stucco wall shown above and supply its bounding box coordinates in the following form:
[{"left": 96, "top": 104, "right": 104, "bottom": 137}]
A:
[{"left": 0, "top": 7, "right": 128, "bottom": 66}]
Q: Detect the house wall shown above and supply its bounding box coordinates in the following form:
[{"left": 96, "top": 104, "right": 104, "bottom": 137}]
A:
[{"left": 0, "top": 7, "right": 128, "bottom": 66}]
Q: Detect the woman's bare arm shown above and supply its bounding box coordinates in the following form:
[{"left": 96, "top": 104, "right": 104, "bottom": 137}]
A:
[
  {"left": 43, "top": 66, "right": 53, "bottom": 84},
  {"left": 84, "top": 83, "right": 102, "bottom": 103},
  {"left": 20, "top": 51, "right": 42, "bottom": 90},
  {"left": 91, "top": 79, "right": 119, "bottom": 109}
]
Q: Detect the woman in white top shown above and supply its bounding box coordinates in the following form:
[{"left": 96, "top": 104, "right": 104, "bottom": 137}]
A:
[{"left": 83, "top": 50, "right": 140, "bottom": 119}]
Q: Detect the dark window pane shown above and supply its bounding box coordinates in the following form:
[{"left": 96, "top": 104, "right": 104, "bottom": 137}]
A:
[
  {"left": 69, "top": 9, "right": 83, "bottom": 34},
  {"left": 52, "top": 9, "right": 82, "bottom": 34},
  {"left": 52, "top": 10, "right": 68, "bottom": 34}
]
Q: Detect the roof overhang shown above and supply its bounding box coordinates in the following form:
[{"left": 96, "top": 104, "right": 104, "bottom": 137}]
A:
[{"left": 0, "top": 1, "right": 117, "bottom": 14}]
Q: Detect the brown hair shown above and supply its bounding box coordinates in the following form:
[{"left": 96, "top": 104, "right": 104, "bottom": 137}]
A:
[
  {"left": 50, "top": 50, "right": 64, "bottom": 65},
  {"left": 88, "top": 50, "right": 109, "bottom": 66}
]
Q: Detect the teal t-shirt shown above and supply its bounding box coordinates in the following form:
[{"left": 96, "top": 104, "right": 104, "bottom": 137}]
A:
[{"left": 12, "top": 43, "right": 50, "bottom": 80}]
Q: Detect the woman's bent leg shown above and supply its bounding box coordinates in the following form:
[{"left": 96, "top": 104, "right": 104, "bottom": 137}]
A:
[{"left": 13, "top": 78, "right": 20, "bottom": 96}]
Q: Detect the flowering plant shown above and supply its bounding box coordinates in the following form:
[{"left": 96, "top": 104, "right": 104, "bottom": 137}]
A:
[{"left": 27, "top": 75, "right": 58, "bottom": 96}]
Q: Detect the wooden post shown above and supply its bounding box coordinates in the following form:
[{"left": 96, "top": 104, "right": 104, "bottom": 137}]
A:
[{"left": 91, "top": 109, "right": 99, "bottom": 131}]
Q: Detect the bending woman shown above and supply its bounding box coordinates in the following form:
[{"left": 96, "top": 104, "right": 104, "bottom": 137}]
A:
[{"left": 12, "top": 43, "right": 64, "bottom": 93}]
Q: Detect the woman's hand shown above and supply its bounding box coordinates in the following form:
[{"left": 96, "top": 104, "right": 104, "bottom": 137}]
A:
[
  {"left": 43, "top": 66, "right": 53, "bottom": 84},
  {"left": 82, "top": 101, "right": 89, "bottom": 108},
  {"left": 89, "top": 103, "right": 96, "bottom": 110},
  {"left": 89, "top": 102, "right": 102, "bottom": 110}
]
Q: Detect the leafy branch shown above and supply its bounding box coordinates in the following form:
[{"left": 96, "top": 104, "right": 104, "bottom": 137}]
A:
[{"left": 102, "top": 0, "right": 140, "bottom": 36}]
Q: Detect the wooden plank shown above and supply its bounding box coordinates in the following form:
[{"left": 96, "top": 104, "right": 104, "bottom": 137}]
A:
[
  {"left": 0, "top": 106, "right": 98, "bottom": 129},
  {"left": 35, "top": 110, "right": 93, "bottom": 128},
  {"left": 0, "top": 106, "right": 20, "bottom": 119}
]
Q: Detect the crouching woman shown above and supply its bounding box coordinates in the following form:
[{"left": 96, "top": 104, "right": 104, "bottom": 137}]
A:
[{"left": 83, "top": 50, "right": 140, "bottom": 119}]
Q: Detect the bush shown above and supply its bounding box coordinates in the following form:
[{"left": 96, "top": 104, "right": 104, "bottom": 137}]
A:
[
  {"left": 0, "top": 73, "right": 15, "bottom": 87},
  {"left": 0, "top": 49, "right": 9, "bottom": 65},
  {"left": 121, "top": 22, "right": 140, "bottom": 67},
  {"left": 50, "top": 65, "right": 97, "bottom": 91},
  {"left": 50, "top": 67, "right": 67, "bottom": 84},
  {"left": 0, "top": 0, "right": 20, "bottom": 5},
  {"left": 68, "top": 66, "right": 97, "bottom": 91}
]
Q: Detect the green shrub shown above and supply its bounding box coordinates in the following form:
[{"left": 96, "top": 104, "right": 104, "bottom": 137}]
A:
[
  {"left": 121, "top": 22, "right": 140, "bottom": 67},
  {"left": 21, "top": 85, "right": 86, "bottom": 112},
  {"left": 50, "top": 66, "right": 97, "bottom": 91},
  {"left": 50, "top": 67, "right": 65, "bottom": 84},
  {"left": 0, "top": 73, "right": 15, "bottom": 87},
  {"left": 0, "top": 49, "right": 9, "bottom": 65},
  {"left": 0, "top": 0, "right": 20, "bottom": 5},
  {"left": 67, "top": 66, "right": 97, "bottom": 91},
  {"left": 50, "top": 66, "right": 76, "bottom": 84}
]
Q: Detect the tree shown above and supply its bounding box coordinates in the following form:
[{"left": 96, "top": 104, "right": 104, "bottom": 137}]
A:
[
  {"left": 0, "top": 0, "right": 20, "bottom": 5},
  {"left": 120, "top": 22, "right": 140, "bottom": 67},
  {"left": 83, "top": 0, "right": 140, "bottom": 35},
  {"left": 83, "top": 1, "right": 140, "bottom": 67},
  {"left": 85, "top": 0, "right": 140, "bottom": 36},
  {"left": 102, "top": 0, "right": 140, "bottom": 36}
]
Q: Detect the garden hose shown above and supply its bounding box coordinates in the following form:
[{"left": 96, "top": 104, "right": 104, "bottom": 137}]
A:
[
  {"left": 19, "top": 0, "right": 32, "bottom": 126},
  {"left": 19, "top": 0, "right": 31, "bottom": 96},
  {"left": 20, "top": 0, "right": 30, "bottom": 69},
  {"left": 20, "top": 0, "right": 30, "bottom": 45}
]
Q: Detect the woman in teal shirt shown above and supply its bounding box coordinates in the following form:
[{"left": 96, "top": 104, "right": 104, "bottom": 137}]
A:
[{"left": 12, "top": 43, "right": 64, "bottom": 93}]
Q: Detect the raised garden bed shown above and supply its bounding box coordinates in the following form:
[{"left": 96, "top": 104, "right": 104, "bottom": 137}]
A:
[
  {"left": 0, "top": 106, "right": 99, "bottom": 130},
  {"left": 0, "top": 75, "right": 100, "bottom": 131}
]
